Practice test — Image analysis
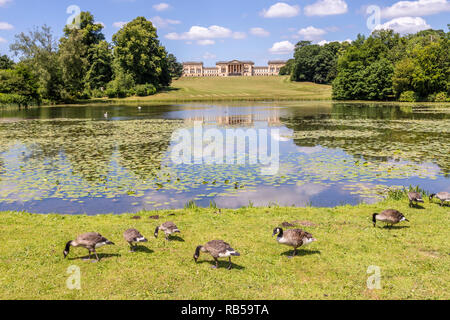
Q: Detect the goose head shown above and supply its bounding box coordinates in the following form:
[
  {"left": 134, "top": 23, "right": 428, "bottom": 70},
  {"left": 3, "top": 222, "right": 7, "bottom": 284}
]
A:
[
  {"left": 372, "top": 213, "right": 378, "bottom": 227},
  {"left": 272, "top": 227, "right": 282, "bottom": 237}
]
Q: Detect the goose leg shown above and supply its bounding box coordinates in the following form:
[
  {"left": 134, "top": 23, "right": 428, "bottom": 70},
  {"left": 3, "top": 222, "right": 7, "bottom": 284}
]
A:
[
  {"left": 93, "top": 250, "right": 100, "bottom": 262},
  {"left": 83, "top": 250, "right": 92, "bottom": 261},
  {"left": 129, "top": 242, "right": 135, "bottom": 252},
  {"left": 165, "top": 234, "right": 170, "bottom": 241},
  {"left": 212, "top": 258, "right": 218, "bottom": 269},
  {"left": 288, "top": 248, "right": 297, "bottom": 259},
  {"left": 227, "top": 257, "right": 232, "bottom": 270}
]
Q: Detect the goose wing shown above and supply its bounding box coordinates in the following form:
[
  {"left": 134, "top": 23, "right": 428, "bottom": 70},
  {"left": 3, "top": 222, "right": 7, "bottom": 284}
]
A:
[
  {"left": 408, "top": 192, "right": 422, "bottom": 201},
  {"left": 285, "top": 229, "right": 313, "bottom": 246},
  {"left": 77, "top": 232, "right": 107, "bottom": 246},
  {"left": 437, "top": 192, "right": 450, "bottom": 201},
  {"left": 161, "top": 222, "right": 178, "bottom": 232},
  {"left": 205, "top": 240, "right": 236, "bottom": 258},
  {"left": 124, "top": 229, "right": 143, "bottom": 242},
  {"left": 381, "top": 209, "right": 405, "bottom": 222}
]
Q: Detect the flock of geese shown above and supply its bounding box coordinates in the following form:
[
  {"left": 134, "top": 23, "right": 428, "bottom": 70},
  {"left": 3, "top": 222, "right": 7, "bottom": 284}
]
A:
[{"left": 63, "top": 191, "right": 449, "bottom": 269}]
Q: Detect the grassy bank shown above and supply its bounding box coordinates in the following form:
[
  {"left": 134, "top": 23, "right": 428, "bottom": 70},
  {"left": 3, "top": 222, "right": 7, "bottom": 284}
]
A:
[
  {"left": 92, "top": 76, "right": 332, "bottom": 103},
  {"left": 0, "top": 198, "right": 448, "bottom": 300}
]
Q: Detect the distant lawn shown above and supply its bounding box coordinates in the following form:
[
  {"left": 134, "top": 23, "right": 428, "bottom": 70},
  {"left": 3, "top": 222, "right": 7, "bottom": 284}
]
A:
[
  {"left": 106, "top": 76, "right": 332, "bottom": 103},
  {"left": 0, "top": 198, "right": 448, "bottom": 300}
]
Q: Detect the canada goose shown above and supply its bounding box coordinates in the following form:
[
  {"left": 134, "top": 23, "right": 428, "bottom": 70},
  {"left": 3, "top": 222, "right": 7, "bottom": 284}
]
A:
[
  {"left": 408, "top": 192, "right": 424, "bottom": 207},
  {"left": 429, "top": 192, "right": 450, "bottom": 206},
  {"left": 63, "top": 233, "right": 115, "bottom": 262},
  {"left": 373, "top": 209, "right": 409, "bottom": 228},
  {"left": 123, "top": 228, "right": 148, "bottom": 252},
  {"left": 194, "top": 240, "right": 240, "bottom": 270},
  {"left": 154, "top": 222, "right": 180, "bottom": 240},
  {"left": 272, "top": 228, "right": 317, "bottom": 258}
]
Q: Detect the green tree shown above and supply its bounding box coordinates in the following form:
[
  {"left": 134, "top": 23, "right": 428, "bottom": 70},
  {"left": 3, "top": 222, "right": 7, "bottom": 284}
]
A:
[
  {"left": 279, "top": 59, "right": 294, "bottom": 75},
  {"left": 59, "top": 11, "right": 106, "bottom": 98},
  {"left": 112, "top": 17, "right": 171, "bottom": 87},
  {"left": 167, "top": 53, "right": 183, "bottom": 79},
  {"left": 290, "top": 41, "right": 343, "bottom": 84},
  {"left": 85, "top": 41, "right": 113, "bottom": 90},
  {"left": 10, "top": 25, "right": 63, "bottom": 101},
  {"left": 0, "top": 55, "right": 14, "bottom": 69},
  {"left": 0, "top": 63, "right": 40, "bottom": 106}
]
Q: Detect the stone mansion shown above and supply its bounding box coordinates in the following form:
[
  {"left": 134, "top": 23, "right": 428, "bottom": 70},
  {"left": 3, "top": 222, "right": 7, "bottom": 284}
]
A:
[{"left": 182, "top": 60, "right": 287, "bottom": 77}]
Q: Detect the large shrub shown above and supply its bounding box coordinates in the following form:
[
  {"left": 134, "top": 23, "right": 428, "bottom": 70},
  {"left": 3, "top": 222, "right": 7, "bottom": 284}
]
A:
[{"left": 399, "top": 91, "right": 418, "bottom": 102}]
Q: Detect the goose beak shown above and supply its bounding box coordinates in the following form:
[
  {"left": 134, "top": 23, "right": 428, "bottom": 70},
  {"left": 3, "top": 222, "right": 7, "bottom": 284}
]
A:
[{"left": 312, "top": 238, "right": 317, "bottom": 242}]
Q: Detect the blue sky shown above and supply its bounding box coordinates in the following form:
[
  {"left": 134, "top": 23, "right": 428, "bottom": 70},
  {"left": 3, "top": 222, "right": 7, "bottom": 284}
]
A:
[{"left": 0, "top": 0, "right": 449, "bottom": 65}]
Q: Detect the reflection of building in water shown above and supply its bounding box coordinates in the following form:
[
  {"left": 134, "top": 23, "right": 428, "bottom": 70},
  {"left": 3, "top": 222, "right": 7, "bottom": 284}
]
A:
[
  {"left": 185, "top": 114, "right": 280, "bottom": 126},
  {"left": 182, "top": 60, "right": 287, "bottom": 77}
]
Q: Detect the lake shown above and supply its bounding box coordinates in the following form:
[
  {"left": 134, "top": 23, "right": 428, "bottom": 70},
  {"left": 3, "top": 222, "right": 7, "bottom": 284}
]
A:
[{"left": 0, "top": 102, "right": 449, "bottom": 214}]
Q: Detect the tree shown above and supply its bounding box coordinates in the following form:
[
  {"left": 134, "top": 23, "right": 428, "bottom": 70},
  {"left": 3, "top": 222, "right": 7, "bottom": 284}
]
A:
[
  {"left": 0, "top": 63, "right": 40, "bottom": 106},
  {"left": 59, "top": 32, "right": 89, "bottom": 97},
  {"left": 10, "top": 25, "right": 63, "bottom": 101},
  {"left": 85, "top": 41, "right": 113, "bottom": 90},
  {"left": 112, "top": 17, "right": 171, "bottom": 87},
  {"left": 167, "top": 53, "right": 183, "bottom": 79},
  {"left": 0, "top": 55, "right": 14, "bottom": 69},
  {"left": 279, "top": 59, "right": 294, "bottom": 75},
  {"left": 59, "top": 11, "right": 106, "bottom": 97},
  {"left": 290, "top": 41, "right": 342, "bottom": 84}
]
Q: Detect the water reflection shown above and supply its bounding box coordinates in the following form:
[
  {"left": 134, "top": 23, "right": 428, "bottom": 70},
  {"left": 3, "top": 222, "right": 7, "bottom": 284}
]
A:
[{"left": 0, "top": 102, "right": 448, "bottom": 214}]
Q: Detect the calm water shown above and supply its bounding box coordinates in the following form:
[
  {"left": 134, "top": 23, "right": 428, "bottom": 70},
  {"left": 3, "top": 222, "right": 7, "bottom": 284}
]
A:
[{"left": 0, "top": 102, "right": 449, "bottom": 214}]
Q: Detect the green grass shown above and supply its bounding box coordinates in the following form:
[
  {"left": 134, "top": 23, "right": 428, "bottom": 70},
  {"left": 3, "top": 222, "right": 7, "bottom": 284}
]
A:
[
  {"left": 96, "top": 76, "right": 332, "bottom": 103},
  {"left": 0, "top": 198, "right": 448, "bottom": 300}
]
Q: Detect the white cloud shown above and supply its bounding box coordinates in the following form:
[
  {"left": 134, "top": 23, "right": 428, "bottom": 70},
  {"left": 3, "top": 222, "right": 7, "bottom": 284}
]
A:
[
  {"left": 0, "top": 0, "right": 12, "bottom": 7},
  {"left": 318, "top": 39, "right": 352, "bottom": 46},
  {"left": 151, "top": 16, "right": 181, "bottom": 29},
  {"left": 381, "top": 0, "right": 450, "bottom": 19},
  {"left": 297, "top": 26, "right": 327, "bottom": 40},
  {"left": 153, "top": 3, "right": 170, "bottom": 12},
  {"left": 374, "top": 16, "right": 431, "bottom": 34},
  {"left": 261, "top": 2, "right": 300, "bottom": 18},
  {"left": 113, "top": 21, "right": 128, "bottom": 28},
  {"left": 166, "top": 25, "right": 233, "bottom": 40},
  {"left": 0, "top": 37, "right": 6, "bottom": 43},
  {"left": 269, "top": 41, "right": 295, "bottom": 54},
  {"left": 203, "top": 52, "right": 217, "bottom": 60},
  {"left": 304, "top": 0, "right": 348, "bottom": 16},
  {"left": 232, "top": 32, "right": 247, "bottom": 39},
  {"left": 197, "top": 39, "right": 215, "bottom": 46},
  {"left": 250, "top": 27, "right": 270, "bottom": 37},
  {"left": 0, "top": 22, "right": 13, "bottom": 30}
]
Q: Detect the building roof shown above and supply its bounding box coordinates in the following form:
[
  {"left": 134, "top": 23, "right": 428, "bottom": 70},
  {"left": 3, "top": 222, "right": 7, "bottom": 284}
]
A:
[
  {"left": 216, "top": 60, "right": 255, "bottom": 65},
  {"left": 268, "top": 60, "right": 287, "bottom": 64},
  {"left": 183, "top": 62, "right": 204, "bottom": 65}
]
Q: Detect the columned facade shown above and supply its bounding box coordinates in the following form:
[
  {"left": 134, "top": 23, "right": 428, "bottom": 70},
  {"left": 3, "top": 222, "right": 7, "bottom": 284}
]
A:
[{"left": 182, "top": 60, "right": 286, "bottom": 77}]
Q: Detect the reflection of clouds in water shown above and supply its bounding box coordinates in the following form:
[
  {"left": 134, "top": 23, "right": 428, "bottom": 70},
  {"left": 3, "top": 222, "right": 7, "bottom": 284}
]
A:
[
  {"left": 296, "top": 146, "right": 324, "bottom": 155},
  {"left": 271, "top": 128, "right": 293, "bottom": 142},
  {"left": 214, "top": 183, "right": 328, "bottom": 208}
]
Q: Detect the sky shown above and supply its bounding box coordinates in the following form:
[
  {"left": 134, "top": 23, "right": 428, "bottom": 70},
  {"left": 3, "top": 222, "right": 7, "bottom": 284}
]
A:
[{"left": 0, "top": 0, "right": 449, "bottom": 65}]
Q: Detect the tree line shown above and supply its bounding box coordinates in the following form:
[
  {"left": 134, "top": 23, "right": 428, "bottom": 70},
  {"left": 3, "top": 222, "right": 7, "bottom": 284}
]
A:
[
  {"left": 0, "top": 12, "right": 183, "bottom": 106},
  {"left": 286, "top": 27, "right": 450, "bottom": 102}
]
